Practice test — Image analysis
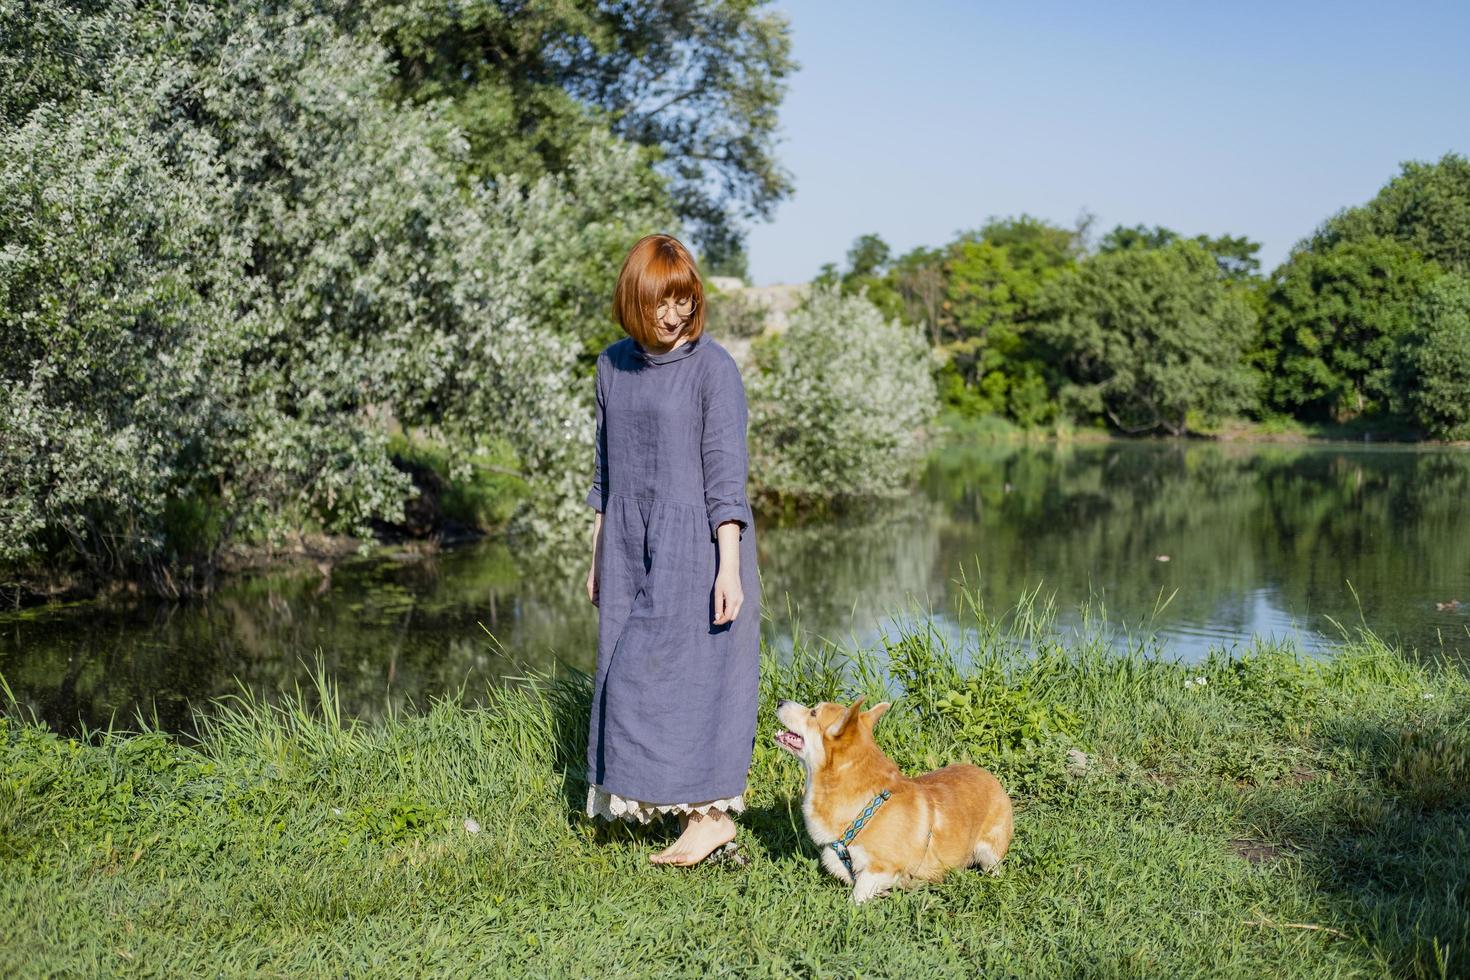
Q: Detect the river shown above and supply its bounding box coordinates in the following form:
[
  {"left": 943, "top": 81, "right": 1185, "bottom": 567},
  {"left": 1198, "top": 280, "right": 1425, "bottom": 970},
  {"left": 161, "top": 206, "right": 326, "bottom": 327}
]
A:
[{"left": 4, "top": 440, "right": 1467, "bottom": 733}]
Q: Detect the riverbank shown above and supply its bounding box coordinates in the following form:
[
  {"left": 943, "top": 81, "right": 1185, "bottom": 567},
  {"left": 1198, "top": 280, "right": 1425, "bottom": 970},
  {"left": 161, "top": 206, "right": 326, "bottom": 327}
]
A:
[
  {"left": 0, "top": 433, "right": 501, "bottom": 609},
  {"left": 11, "top": 416, "right": 1465, "bottom": 610},
  {"left": 3, "top": 610, "right": 1466, "bottom": 977},
  {"left": 936, "top": 411, "right": 1470, "bottom": 447}
]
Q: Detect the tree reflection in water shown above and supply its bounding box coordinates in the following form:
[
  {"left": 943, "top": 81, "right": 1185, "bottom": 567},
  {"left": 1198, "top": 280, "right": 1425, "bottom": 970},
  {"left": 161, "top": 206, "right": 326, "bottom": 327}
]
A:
[{"left": 4, "top": 442, "right": 1467, "bottom": 733}]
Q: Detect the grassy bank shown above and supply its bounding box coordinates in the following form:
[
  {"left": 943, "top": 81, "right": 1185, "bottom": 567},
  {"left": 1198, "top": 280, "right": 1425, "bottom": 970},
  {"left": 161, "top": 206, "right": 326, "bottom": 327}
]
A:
[
  {"left": 3, "top": 600, "right": 1468, "bottom": 977},
  {"left": 935, "top": 411, "right": 1108, "bottom": 445},
  {"left": 935, "top": 410, "right": 1470, "bottom": 446}
]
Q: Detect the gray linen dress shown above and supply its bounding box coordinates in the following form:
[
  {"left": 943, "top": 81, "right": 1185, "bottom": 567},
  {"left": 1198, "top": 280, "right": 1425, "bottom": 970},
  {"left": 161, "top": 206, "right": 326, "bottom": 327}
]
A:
[{"left": 584, "top": 331, "right": 760, "bottom": 807}]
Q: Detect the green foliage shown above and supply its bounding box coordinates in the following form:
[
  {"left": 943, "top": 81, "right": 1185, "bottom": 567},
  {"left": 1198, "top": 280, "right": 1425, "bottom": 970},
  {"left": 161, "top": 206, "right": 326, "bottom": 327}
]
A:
[
  {"left": 1100, "top": 224, "right": 1263, "bottom": 282},
  {"left": 845, "top": 233, "right": 892, "bottom": 280},
  {"left": 1204, "top": 646, "right": 1328, "bottom": 729},
  {"left": 937, "top": 233, "right": 1069, "bottom": 424},
  {"left": 815, "top": 217, "right": 1273, "bottom": 433},
  {"left": 1259, "top": 237, "right": 1441, "bottom": 420},
  {"left": 386, "top": 433, "right": 527, "bottom": 531},
  {"left": 478, "top": 129, "right": 677, "bottom": 374},
  {"left": 0, "top": 0, "right": 677, "bottom": 587},
  {"left": 934, "top": 670, "right": 1080, "bottom": 754},
  {"left": 1099, "top": 224, "right": 1182, "bottom": 252},
  {"left": 1005, "top": 366, "right": 1055, "bottom": 427},
  {"left": 820, "top": 232, "right": 905, "bottom": 320},
  {"left": 946, "top": 241, "right": 1028, "bottom": 345},
  {"left": 747, "top": 287, "right": 938, "bottom": 507},
  {"left": 0, "top": 0, "right": 136, "bottom": 125},
  {"left": 881, "top": 245, "right": 949, "bottom": 341},
  {"left": 1035, "top": 240, "right": 1258, "bottom": 434},
  {"left": 0, "top": 60, "right": 286, "bottom": 576},
  {"left": 340, "top": 796, "right": 450, "bottom": 845},
  {"left": 704, "top": 288, "right": 769, "bottom": 340},
  {"left": 971, "top": 214, "right": 1087, "bottom": 272},
  {"left": 1396, "top": 274, "right": 1470, "bottom": 439},
  {"left": 374, "top": 0, "right": 796, "bottom": 262},
  {"left": 1313, "top": 152, "right": 1470, "bottom": 275},
  {"left": 930, "top": 218, "right": 1082, "bottom": 422}
]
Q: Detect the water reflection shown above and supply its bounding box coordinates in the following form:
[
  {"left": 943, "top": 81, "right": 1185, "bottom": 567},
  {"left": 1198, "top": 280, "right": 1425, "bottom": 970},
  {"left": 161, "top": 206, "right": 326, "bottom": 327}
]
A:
[
  {"left": 921, "top": 441, "right": 1470, "bottom": 658},
  {"left": 3, "top": 441, "right": 1468, "bottom": 732}
]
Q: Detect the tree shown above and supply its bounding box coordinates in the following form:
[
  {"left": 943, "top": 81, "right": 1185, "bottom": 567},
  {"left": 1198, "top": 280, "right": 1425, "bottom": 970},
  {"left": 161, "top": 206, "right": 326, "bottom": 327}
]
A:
[
  {"left": 886, "top": 246, "right": 948, "bottom": 344},
  {"left": 936, "top": 217, "right": 1082, "bottom": 421},
  {"left": 374, "top": 0, "right": 796, "bottom": 264},
  {"left": 747, "top": 288, "right": 937, "bottom": 505},
  {"left": 845, "top": 233, "right": 892, "bottom": 281},
  {"left": 1099, "top": 224, "right": 1180, "bottom": 253},
  {"left": 1036, "top": 241, "right": 1257, "bottom": 435},
  {"left": 1312, "top": 153, "right": 1470, "bottom": 275},
  {"left": 0, "top": 72, "right": 260, "bottom": 577},
  {"left": 1200, "top": 234, "right": 1264, "bottom": 282},
  {"left": 973, "top": 214, "right": 1087, "bottom": 272},
  {"left": 1, "top": 0, "right": 673, "bottom": 585},
  {"left": 0, "top": 0, "right": 137, "bottom": 125},
  {"left": 1100, "top": 224, "right": 1262, "bottom": 282},
  {"left": 704, "top": 247, "right": 751, "bottom": 284},
  {"left": 1397, "top": 275, "right": 1470, "bottom": 439},
  {"left": 942, "top": 241, "right": 1028, "bottom": 403},
  {"left": 1258, "top": 238, "right": 1440, "bottom": 420}
]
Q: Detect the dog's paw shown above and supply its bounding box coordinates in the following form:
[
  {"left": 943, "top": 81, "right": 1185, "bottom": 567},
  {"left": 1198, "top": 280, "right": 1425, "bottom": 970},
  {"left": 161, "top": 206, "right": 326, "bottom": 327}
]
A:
[
  {"left": 819, "top": 849, "right": 854, "bottom": 884},
  {"left": 850, "top": 872, "right": 894, "bottom": 904}
]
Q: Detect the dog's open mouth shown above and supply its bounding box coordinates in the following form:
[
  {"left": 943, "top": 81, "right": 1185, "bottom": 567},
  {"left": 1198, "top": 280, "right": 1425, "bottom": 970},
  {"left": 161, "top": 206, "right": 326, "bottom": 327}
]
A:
[{"left": 774, "top": 730, "right": 804, "bottom": 753}]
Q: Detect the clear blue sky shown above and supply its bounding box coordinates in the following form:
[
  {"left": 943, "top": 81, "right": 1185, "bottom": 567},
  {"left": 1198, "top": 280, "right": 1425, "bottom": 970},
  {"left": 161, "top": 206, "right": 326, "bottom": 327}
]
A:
[{"left": 743, "top": 0, "right": 1470, "bottom": 285}]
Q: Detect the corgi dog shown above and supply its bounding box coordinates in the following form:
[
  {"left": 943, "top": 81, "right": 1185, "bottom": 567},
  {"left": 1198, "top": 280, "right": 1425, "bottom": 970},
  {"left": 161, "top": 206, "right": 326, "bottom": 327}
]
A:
[{"left": 774, "top": 697, "right": 1013, "bottom": 903}]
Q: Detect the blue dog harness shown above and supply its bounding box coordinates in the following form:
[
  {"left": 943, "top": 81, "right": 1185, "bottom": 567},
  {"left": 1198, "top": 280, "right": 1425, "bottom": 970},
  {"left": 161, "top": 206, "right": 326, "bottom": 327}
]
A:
[{"left": 828, "top": 789, "right": 891, "bottom": 879}]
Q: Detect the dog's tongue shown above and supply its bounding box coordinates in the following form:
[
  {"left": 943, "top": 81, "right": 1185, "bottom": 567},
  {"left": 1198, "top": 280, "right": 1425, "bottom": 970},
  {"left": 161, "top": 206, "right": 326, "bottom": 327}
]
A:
[{"left": 775, "top": 730, "right": 804, "bottom": 751}]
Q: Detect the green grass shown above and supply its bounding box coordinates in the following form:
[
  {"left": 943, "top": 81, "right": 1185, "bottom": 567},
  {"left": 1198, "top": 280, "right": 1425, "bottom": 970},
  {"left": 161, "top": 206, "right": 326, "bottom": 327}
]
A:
[
  {"left": 1198, "top": 414, "right": 1433, "bottom": 443},
  {"left": 3, "top": 594, "right": 1468, "bottom": 977},
  {"left": 935, "top": 411, "right": 1106, "bottom": 446},
  {"left": 938, "top": 410, "right": 1448, "bottom": 445}
]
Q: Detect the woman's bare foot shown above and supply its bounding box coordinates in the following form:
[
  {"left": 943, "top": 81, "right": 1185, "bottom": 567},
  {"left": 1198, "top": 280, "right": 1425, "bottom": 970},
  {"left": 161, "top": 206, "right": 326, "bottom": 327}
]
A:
[{"left": 649, "top": 810, "right": 737, "bottom": 866}]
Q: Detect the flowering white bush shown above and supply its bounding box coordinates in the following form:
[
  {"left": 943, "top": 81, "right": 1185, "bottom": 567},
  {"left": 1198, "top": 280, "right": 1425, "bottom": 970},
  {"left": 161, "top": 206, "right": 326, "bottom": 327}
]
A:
[
  {"left": 0, "top": 66, "right": 268, "bottom": 576},
  {"left": 0, "top": 2, "right": 673, "bottom": 584},
  {"left": 747, "top": 287, "right": 938, "bottom": 504}
]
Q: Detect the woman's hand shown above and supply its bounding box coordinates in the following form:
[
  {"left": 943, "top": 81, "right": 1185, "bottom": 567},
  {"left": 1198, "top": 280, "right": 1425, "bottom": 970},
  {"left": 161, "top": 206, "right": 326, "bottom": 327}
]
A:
[
  {"left": 587, "top": 512, "right": 602, "bottom": 606},
  {"left": 712, "top": 567, "right": 743, "bottom": 625}
]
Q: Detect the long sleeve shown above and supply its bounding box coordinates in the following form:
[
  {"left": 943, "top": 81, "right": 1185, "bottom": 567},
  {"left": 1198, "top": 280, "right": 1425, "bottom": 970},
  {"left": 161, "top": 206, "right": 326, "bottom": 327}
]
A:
[
  {"left": 700, "top": 353, "right": 753, "bottom": 539},
  {"left": 586, "top": 355, "right": 608, "bottom": 512}
]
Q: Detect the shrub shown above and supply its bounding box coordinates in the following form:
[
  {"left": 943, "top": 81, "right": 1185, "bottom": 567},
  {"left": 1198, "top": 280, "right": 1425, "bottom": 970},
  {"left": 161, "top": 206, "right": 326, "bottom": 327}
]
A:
[
  {"left": 0, "top": 2, "right": 674, "bottom": 586},
  {"left": 746, "top": 287, "right": 938, "bottom": 507},
  {"left": 705, "top": 289, "right": 770, "bottom": 340}
]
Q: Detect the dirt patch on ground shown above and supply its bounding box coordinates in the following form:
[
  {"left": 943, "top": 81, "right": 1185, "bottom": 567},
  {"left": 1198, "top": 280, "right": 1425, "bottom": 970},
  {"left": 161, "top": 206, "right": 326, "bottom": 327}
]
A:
[{"left": 1230, "top": 838, "right": 1290, "bottom": 865}]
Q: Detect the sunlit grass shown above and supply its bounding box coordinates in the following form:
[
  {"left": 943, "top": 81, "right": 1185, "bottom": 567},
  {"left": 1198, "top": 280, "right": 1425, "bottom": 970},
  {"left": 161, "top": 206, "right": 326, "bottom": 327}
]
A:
[{"left": 2, "top": 592, "right": 1467, "bottom": 977}]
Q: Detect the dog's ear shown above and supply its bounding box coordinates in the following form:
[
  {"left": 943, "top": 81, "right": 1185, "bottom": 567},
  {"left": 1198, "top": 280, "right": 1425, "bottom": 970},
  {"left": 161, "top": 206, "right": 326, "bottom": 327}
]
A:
[
  {"left": 825, "top": 697, "right": 866, "bottom": 739},
  {"left": 861, "top": 701, "right": 891, "bottom": 728}
]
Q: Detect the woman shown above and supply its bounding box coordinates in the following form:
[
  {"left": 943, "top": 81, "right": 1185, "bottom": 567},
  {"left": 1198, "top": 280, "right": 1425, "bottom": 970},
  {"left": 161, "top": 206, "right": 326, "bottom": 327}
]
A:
[{"left": 583, "top": 234, "right": 761, "bottom": 866}]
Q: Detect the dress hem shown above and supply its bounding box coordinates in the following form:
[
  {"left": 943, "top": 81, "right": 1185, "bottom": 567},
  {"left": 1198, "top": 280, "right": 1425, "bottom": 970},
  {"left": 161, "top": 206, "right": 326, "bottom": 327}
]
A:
[{"left": 586, "top": 784, "right": 745, "bottom": 824}]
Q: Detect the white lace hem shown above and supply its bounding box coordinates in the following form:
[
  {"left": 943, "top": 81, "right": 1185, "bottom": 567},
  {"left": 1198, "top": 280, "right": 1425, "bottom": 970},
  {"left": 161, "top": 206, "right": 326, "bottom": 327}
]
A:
[{"left": 585, "top": 784, "right": 745, "bottom": 825}]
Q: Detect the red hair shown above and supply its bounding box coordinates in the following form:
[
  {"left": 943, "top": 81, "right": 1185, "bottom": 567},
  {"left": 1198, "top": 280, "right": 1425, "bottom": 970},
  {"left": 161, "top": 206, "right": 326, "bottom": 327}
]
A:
[{"left": 613, "top": 234, "right": 706, "bottom": 348}]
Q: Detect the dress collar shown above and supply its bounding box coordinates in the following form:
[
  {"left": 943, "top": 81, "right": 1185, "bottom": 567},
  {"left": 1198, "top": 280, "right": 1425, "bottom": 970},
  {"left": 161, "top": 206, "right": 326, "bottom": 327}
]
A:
[{"left": 634, "top": 332, "right": 704, "bottom": 365}]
